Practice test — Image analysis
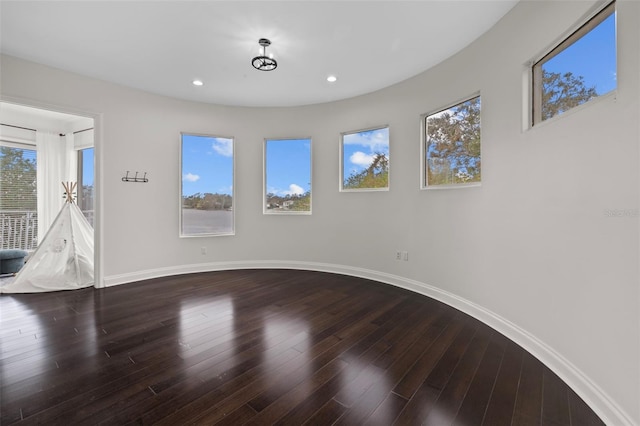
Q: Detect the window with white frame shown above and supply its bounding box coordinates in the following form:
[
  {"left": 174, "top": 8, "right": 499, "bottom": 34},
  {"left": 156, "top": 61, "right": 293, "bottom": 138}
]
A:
[
  {"left": 340, "top": 126, "right": 389, "bottom": 191},
  {"left": 181, "top": 133, "right": 234, "bottom": 236},
  {"left": 264, "top": 138, "right": 312, "bottom": 214},
  {"left": 77, "top": 147, "right": 94, "bottom": 227},
  {"left": 0, "top": 144, "right": 38, "bottom": 250},
  {"left": 532, "top": 1, "right": 616, "bottom": 125},
  {"left": 422, "top": 95, "right": 481, "bottom": 187}
]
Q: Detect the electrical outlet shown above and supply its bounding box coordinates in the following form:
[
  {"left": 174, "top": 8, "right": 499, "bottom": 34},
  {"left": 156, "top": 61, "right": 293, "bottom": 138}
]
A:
[
  {"left": 201, "top": 247, "right": 207, "bottom": 255},
  {"left": 402, "top": 251, "right": 409, "bottom": 261},
  {"left": 395, "top": 251, "right": 402, "bottom": 260}
]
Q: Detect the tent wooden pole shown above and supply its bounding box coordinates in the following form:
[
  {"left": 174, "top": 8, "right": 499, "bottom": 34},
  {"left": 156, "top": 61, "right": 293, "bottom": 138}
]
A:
[{"left": 62, "top": 181, "right": 77, "bottom": 204}]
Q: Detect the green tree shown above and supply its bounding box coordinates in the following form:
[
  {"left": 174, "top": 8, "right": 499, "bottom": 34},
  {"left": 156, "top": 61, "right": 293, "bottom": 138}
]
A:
[
  {"left": 343, "top": 153, "right": 389, "bottom": 189},
  {"left": 265, "top": 192, "right": 311, "bottom": 212},
  {"left": 290, "top": 191, "right": 311, "bottom": 211},
  {"left": 541, "top": 71, "right": 598, "bottom": 121},
  {"left": 0, "top": 146, "right": 37, "bottom": 210},
  {"left": 426, "top": 97, "right": 481, "bottom": 185},
  {"left": 182, "top": 192, "right": 232, "bottom": 210}
]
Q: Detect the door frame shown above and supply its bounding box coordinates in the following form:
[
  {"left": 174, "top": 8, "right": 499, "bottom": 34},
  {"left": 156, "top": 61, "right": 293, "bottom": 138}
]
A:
[{"left": 1, "top": 95, "right": 104, "bottom": 288}]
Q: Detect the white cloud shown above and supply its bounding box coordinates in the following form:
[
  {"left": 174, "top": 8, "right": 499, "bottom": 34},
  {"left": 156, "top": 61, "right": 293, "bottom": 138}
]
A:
[
  {"left": 268, "top": 183, "right": 306, "bottom": 196},
  {"left": 343, "top": 128, "right": 389, "bottom": 153},
  {"left": 183, "top": 173, "right": 200, "bottom": 182},
  {"left": 212, "top": 138, "right": 233, "bottom": 157},
  {"left": 287, "top": 184, "right": 304, "bottom": 195},
  {"left": 350, "top": 151, "right": 374, "bottom": 167}
]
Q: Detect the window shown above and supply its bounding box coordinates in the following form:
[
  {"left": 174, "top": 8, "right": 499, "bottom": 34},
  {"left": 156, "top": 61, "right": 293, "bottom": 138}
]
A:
[
  {"left": 181, "top": 133, "right": 234, "bottom": 236},
  {"left": 0, "top": 145, "right": 38, "bottom": 250},
  {"left": 264, "top": 138, "right": 312, "bottom": 214},
  {"left": 77, "top": 147, "right": 94, "bottom": 227},
  {"left": 340, "top": 126, "right": 389, "bottom": 191},
  {"left": 422, "top": 95, "right": 481, "bottom": 187},
  {"left": 532, "top": 2, "right": 616, "bottom": 125}
]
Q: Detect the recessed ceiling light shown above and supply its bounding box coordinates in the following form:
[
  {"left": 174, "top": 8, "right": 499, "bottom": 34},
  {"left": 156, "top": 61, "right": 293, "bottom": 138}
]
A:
[
  {"left": 327, "top": 75, "right": 337, "bottom": 83},
  {"left": 192, "top": 80, "right": 204, "bottom": 86}
]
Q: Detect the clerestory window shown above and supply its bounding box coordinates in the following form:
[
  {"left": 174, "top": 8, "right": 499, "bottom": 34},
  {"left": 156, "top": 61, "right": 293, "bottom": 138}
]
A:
[{"left": 532, "top": 2, "right": 616, "bottom": 125}]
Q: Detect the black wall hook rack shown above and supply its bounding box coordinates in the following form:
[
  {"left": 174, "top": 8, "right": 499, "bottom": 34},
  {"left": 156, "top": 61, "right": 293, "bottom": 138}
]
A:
[{"left": 122, "top": 171, "right": 148, "bottom": 183}]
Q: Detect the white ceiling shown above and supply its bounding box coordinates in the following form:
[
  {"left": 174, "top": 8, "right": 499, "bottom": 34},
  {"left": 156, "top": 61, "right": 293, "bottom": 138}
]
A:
[
  {"left": 0, "top": 1, "right": 518, "bottom": 108},
  {"left": 0, "top": 102, "right": 92, "bottom": 134}
]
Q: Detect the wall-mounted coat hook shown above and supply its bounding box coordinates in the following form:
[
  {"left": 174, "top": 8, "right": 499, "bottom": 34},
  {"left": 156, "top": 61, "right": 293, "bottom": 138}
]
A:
[{"left": 122, "top": 171, "right": 148, "bottom": 183}]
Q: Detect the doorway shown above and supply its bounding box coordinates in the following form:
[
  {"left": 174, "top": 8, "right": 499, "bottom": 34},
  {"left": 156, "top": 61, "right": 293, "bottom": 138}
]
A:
[{"left": 0, "top": 101, "right": 99, "bottom": 287}]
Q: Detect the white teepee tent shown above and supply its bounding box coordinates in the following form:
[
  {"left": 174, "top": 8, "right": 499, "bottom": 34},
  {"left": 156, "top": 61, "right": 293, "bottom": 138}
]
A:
[{"left": 1, "top": 182, "right": 94, "bottom": 293}]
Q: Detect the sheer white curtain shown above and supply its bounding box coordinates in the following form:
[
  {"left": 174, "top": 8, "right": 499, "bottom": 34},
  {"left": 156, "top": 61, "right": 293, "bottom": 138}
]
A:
[
  {"left": 36, "top": 131, "right": 76, "bottom": 244},
  {"left": 66, "top": 133, "right": 77, "bottom": 189}
]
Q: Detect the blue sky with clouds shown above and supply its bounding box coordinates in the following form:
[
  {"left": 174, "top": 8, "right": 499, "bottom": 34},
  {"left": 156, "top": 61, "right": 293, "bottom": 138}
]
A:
[
  {"left": 342, "top": 127, "right": 389, "bottom": 183},
  {"left": 182, "top": 134, "right": 233, "bottom": 196},
  {"left": 265, "top": 138, "right": 311, "bottom": 196}
]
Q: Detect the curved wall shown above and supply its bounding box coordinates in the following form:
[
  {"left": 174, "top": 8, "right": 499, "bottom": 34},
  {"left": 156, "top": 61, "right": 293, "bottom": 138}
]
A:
[{"left": 1, "top": 1, "right": 638, "bottom": 424}]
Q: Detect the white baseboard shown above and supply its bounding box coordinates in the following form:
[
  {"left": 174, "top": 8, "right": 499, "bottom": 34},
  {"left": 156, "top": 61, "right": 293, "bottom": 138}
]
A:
[{"left": 103, "top": 259, "right": 634, "bottom": 426}]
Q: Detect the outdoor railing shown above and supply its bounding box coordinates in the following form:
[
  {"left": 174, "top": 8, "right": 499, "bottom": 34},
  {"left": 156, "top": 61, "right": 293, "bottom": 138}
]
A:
[
  {"left": 0, "top": 210, "right": 38, "bottom": 251},
  {"left": 83, "top": 210, "right": 94, "bottom": 228},
  {"left": 0, "top": 209, "right": 94, "bottom": 251}
]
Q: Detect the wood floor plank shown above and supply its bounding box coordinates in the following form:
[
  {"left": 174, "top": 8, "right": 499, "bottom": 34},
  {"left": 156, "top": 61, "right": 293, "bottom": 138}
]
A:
[
  {"left": 514, "top": 348, "right": 544, "bottom": 422},
  {"left": 330, "top": 304, "right": 445, "bottom": 425},
  {"left": 117, "top": 347, "right": 304, "bottom": 426},
  {"left": 392, "top": 314, "right": 465, "bottom": 399},
  {"left": 302, "top": 398, "right": 348, "bottom": 425},
  {"left": 204, "top": 403, "right": 258, "bottom": 426},
  {"left": 568, "top": 388, "right": 605, "bottom": 426},
  {"left": 481, "top": 340, "right": 524, "bottom": 425},
  {"left": 242, "top": 358, "right": 349, "bottom": 425},
  {"left": 452, "top": 331, "right": 506, "bottom": 426},
  {"left": 271, "top": 369, "right": 346, "bottom": 425},
  {"left": 172, "top": 320, "right": 378, "bottom": 425},
  {"left": 420, "top": 326, "right": 491, "bottom": 425},
  {"left": 0, "top": 269, "right": 605, "bottom": 426},
  {"left": 542, "top": 366, "right": 571, "bottom": 425},
  {"left": 364, "top": 392, "right": 409, "bottom": 425},
  {"left": 392, "top": 322, "right": 478, "bottom": 424}
]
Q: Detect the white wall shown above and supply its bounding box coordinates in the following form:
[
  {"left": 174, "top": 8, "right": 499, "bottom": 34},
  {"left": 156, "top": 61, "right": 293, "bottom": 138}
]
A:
[{"left": 1, "top": 1, "right": 638, "bottom": 424}]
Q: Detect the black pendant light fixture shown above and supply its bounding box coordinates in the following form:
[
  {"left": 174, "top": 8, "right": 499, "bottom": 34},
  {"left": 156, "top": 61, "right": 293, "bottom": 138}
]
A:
[{"left": 252, "top": 38, "right": 277, "bottom": 71}]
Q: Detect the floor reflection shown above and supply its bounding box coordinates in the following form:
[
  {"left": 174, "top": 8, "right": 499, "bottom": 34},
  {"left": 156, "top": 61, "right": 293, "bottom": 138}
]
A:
[
  {"left": 0, "top": 288, "right": 99, "bottom": 421},
  {"left": 261, "top": 314, "right": 311, "bottom": 393},
  {"left": 0, "top": 295, "right": 50, "bottom": 388},
  {"left": 178, "top": 296, "right": 233, "bottom": 358}
]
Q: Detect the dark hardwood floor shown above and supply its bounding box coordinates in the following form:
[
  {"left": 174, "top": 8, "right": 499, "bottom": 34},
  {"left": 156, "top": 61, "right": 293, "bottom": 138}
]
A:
[{"left": 1, "top": 269, "right": 604, "bottom": 425}]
